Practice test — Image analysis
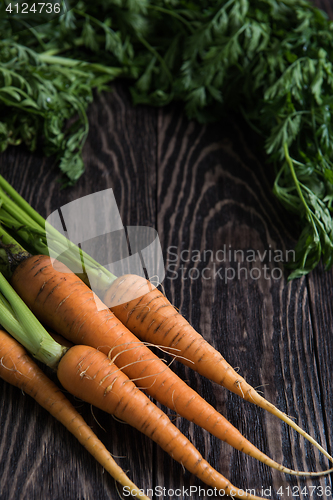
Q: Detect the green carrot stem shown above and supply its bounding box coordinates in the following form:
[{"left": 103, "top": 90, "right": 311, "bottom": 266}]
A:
[
  {"left": 0, "top": 293, "right": 36, "bottom": 354},
  {"left": 38, "top": 53, "right": 84, "bottom": 67},
  {"left": 0, "top": 177, "right": 117, "bottom": 290},
  {"left": 38, "top": 52, "right": 126, "bottom": 78},
  {"left": 0, "top": 272, "right": 67, "bottom": 368},
  {"left": 0, "top": 224, "right": 30, "bottom": 256},
  {"left": 0, "top": 175, "right": 45, "bottom": 229},
  {"left": 283, "top": 143, "right": 321, "bottom": 242}
]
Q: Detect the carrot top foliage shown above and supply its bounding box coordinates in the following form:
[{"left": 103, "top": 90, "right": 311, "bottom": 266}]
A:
[{"left": 1, "top": 0, "right": 333, "bottom": 277}]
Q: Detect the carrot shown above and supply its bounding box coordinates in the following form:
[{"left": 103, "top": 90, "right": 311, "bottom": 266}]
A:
[
  {"left": 103, "top": 273, "right": 333, "bottom": 463},
  {"left": 56, "top": 342, "right": 266, "bottom": 500},
  {"left": 10, "top": 254, "right": 333, "bottom": 477},
  {"left": 0, "top": 328, "right": 149, "bottom": 500}
]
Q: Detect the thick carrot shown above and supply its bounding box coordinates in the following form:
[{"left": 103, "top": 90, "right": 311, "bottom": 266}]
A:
[
  {"left": 104, "top": 273, "right": 333, "bottom": 463},
  {"left": 10, "top": 254, "right": 332, "bottom": 477},
  {"left": 57, "top": 343, "right": 265, "bottom": 500},
  {"left": 0, "top": 329, "right": 149, "bottom": 500}
]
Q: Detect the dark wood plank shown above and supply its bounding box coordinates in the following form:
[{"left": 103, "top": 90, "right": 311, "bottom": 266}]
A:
[
  {"left": 0, "top": 83, "right": 157, "bottom": 500},
  {"left": 307, "top": 267, "right": 333, "bottom": 449},
  {"left": 155, "top": 108, "right": 332, "bottom": 499}
]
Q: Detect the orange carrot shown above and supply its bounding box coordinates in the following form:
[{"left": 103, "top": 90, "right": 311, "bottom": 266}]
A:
[
  {"left": 104, "top": 273, "right": 333, "bottom": 463},
  {"left": 10, "top": 254, "right": 332, "bottom": 477},
  {"left": 0, "top": 328, "right": 149, "bottom": 500},
  {"left": 57, "top": 343, "right": 266, "bottom": 500}
]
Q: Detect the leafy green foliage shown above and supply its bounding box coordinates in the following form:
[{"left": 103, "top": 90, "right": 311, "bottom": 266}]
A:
[{"left": 1, "top": 0, "right": 333, "bottom": 278}]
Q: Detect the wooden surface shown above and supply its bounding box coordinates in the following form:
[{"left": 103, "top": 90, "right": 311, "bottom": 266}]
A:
[{"left": 1, "top": 2, "right": 333, "bottom": 499}]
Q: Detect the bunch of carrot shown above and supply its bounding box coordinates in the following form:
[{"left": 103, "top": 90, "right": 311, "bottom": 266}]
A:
[
  {"left": 0, "top": 174, "right": 332, "bottom": 499},
  {"left": 0, "top": 262, "right": 267, "bottom": 500}
]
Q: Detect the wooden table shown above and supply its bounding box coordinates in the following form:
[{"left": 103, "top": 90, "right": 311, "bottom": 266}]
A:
[{"left": 1, "top": 2, "right": 333, "bottom": 498}]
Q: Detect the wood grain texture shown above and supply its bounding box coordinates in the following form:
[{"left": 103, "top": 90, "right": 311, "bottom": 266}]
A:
[
  {"left": 155, "top": 108, "right": 331, "bottom": 499},
  {"left": 1, "top": 1, "right": 333, "bottom": 499}
]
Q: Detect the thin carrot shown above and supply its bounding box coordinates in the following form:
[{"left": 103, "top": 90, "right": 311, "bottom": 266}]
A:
[
  {"left": 10, "top": 254, "right": 333, "bottom": 477},
  {"left": 57, "top": 343, "right": 266, "bottom": 500},
  {"left": 103, "top": 273, "right": 333, "bottom": 462},
  {"left": 0, "top": 328, "right": 149, "bottom": 500}
]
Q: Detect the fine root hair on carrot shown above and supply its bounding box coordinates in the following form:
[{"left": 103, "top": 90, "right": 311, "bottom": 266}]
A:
[
  {"left": 90, "top": 404, "right": 107, "bottom": 433},
  {"left": 104, "top": 348, "right": 173, "bottom": 386},
  {"left": 235, "top": 380, "right": 245, "bottom": 399},
  {"left": 112, "top": 414, "right": 129, "bottom": 425},
  {"left": 115, "top": 479, "right": 128, "bottom": 500},
  {"left": 126, "top": 367, "right": 169, "bottom": 387},
  {"left": 107, "top": 341, "right": 194, "bottom": 366},
  {"left": 77, "top": 362, "right": 95, "bottom": 381},
  {"left": 254, "top": 384, "right": 269, "bottom": 391},
  {"left": 154, "top": 346, "right": 196, "bottom": 364},
  {"left": 168, "top": 414, "right": 181, "bottom": 424},
  {"left": 95, "top": 344, "right": 118, "bottom": 353},
  {"left": 171, "top": 389, "right": 181, "bottom": 415},
  {"left": 0, "top": 356, "right": 27, "bottom": 379},
  {"left": 106, "top": 342, "right": 166, "bottom": 364},
  {"left": 114, "top": 480, "right": 122, "bottom": 500},
  {"left": 253, "top": 384, "right": 269, "bottom": 397},
  {"left": 147, "top": 274, "right": 162, "bottom": 286},
  {"left": 284, "top": 413, "right": 297, "bottom": 422},
  {"left": 179, "top": 461, "right": 186, "bottom": 475},
  {"left": 111, "top": 452, "right": 128, "bottom": 459}
]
